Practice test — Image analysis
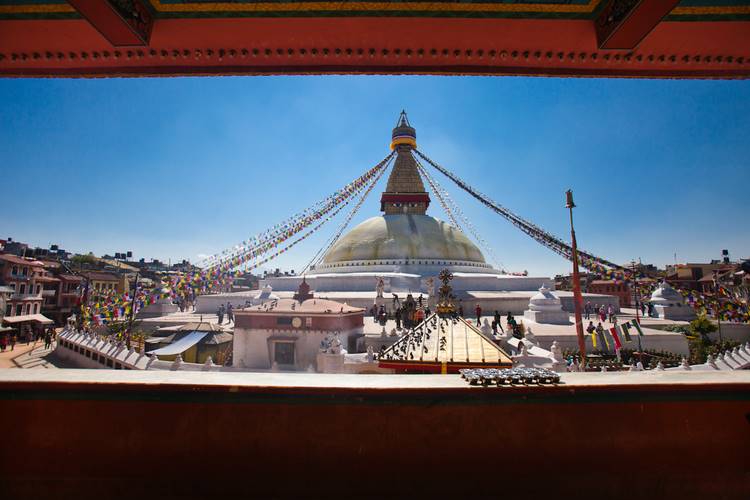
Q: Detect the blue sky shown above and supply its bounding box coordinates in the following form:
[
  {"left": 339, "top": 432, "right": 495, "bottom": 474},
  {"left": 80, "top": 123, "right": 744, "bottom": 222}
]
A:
[{"left": 1, "top": 76, "right": 748, "bottom": 277}]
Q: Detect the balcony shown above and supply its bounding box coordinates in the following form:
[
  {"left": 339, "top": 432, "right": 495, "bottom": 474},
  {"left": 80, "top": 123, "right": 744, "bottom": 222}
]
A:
[
  {"left": 42, "top": 289, "right": 56, "bottom": 297},
  {"left": 10, "top": 292, "right": 42, "bottom": 300}
]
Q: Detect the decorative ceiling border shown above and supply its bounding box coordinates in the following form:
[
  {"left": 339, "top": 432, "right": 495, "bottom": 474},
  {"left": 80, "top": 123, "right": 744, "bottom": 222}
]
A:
[{"left": 1, "top": 1, "right": 748, "bottom": 20}]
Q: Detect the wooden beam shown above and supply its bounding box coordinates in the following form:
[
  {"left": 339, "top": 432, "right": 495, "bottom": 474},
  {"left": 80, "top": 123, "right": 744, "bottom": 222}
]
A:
[
  {"left": 596, "top": 0, "right": 681, "bottom": 50},
  {"left": 67, "top": 0, "right": 153, "bottom": 47}
]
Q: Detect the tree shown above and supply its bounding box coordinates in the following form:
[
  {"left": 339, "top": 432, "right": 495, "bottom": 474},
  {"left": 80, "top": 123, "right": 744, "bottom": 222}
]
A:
[{"left": 684, "top": 314, "right": 718, "bottom": 364}]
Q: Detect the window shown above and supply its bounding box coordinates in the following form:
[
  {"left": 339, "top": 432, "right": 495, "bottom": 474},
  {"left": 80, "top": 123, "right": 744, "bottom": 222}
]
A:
[
  {"left": 19, "top": 284, "right": 25, "bottom": 294},
  {"left": 85, "top": 350, "right": 91, "bottom": 358},
  {"left": 274, "top": 342, "right": 295, "bottom": 365},
  {"left": 305, "top": 317, "right": 312, "bottom": 327},
  {"left": 92, "top": 353, "right": 98, "bottom": 362},
  {"left": 25, "top": 304, "right": 30, "bottom": 314},
  {"left": 276, "top": 317, "right": 293, "bottom": 325},
  {"left": 115, "top": 363, "right": 122, "bottom": 370},
  {"left": 22, "top": 267, "right": 28, "bottom": 276},
  {"left": 33, "top": 304, "right": 38, "bottom": 314},
  {"left": 36, "top": 285, "right": 41, "bottom": 294},
  {"left": 106, "top": 358, "right": 113, "bottom": 367},
  {"left": 11, "top": 266, "right": 18, "bottom": 275},
  {"left": 5, "top": 304, "right": 11, "bottom": 316}
]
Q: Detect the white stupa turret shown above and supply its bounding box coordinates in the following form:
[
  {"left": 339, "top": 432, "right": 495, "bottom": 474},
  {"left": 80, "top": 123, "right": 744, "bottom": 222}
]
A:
[
  {"left": 649, "top": 281, "right": 696, "bottom": 320},
  {"left": 523, "top": 284, "right": 571, "bottom": 325}
]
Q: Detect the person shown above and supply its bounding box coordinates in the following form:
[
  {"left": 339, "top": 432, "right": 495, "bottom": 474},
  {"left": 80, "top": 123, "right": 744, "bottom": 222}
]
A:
[
  {"left": 378, "top": 305, "right": 387, "bottom": 327},
  {"left": 458, "top": 304, "right": 464, "bottom": 318},
  {"left": 495, "top": 309, "right": 505, "bottom": 334},
  {"left": 0, "top": 334, "right": 6, "bottom": 352},
  {"left": 584, "top": 301, "right": 591, "bottom": 320},
  {"left": 226, "top": 303, "right": 234, "bottom": 323},
  {"left": 370, "top": 304, "right": 378, "bottom": 323},
  {"left": 607, "top": 304, "right": 614, "bottom": 323},
  {"left": 475, "top": 304, "right": 482, "bottom": 325},
  {"left": 640, "top": 301, "right": 647, "bottom": 317},
  {"left": 394, "top": 306, "right": 402, "bottom": 330},
  {"left": 44, "top": 329, "right": 52, "bottom": 350},
  {"left": 415, "top": 308, "right": 424, "bottom": 326},
  {"left": 491, "top": 320, "right": 498, "bottom": 335},
  {"left": 10, "top": 333, "right": 16, "bottom": 351},
  {"left": 595, "top": 322, "right": 606, "bottom": 353},
  {"left": 599, "top": 305, "right": 606, "bottom": 323},
  {"left": 217, "top": 304, "right": 225, "bottom": 325},
  {"left": 586, "top": 321, "right": 596, "bottom": 341}
]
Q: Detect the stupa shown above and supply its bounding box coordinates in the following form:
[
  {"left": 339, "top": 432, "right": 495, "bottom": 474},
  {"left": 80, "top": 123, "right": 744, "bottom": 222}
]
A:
[
  {"left": 523, "top": 284, "right": 571, "bottom": 325},
  {"left": 261, "top": 113, "right": 620, "bottom": 315},
  {"left": 650, "top": 281, "right": 696, "bottom": 321}
]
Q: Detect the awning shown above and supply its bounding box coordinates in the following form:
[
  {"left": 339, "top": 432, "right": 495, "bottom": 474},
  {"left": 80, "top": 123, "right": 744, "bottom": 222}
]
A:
[
  {"left": 149, "top": 331, "right": 209, "bottom": 356},
  {"left": 2, "top": 314, "right": 54, "bottom": 325}
]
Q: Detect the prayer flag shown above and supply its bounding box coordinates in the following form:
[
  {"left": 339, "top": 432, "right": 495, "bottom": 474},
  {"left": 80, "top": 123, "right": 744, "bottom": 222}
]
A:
[
  {"left": 630, "top": 319, "right": 645, "bottom": 337},
  {"left": 621, "top": 323, "right": 632, "bottom": 342},
  {"left": 591, "top": 333, "right": 597, "bottom": 349},
  {"left": 609, "top": 327, "right": 622, "bottom": 350},
  {"left": 598, "top": 331, "right": 609, "bottom": 350}
]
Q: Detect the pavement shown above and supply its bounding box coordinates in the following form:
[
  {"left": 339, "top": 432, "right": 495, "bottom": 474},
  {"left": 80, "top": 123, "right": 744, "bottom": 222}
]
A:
[{"left": 0, "top": 339, "right": 70, "bottom": 369}]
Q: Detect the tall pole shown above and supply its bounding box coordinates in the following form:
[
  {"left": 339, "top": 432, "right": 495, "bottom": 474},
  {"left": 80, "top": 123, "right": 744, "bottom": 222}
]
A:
[
  {"left": 713, "top": 271, "right": 723, "bottom": 344},
  {"left": 126, "top": 273, "right": 139, "bottom": 348},
  {"left": 632, "top": 261, "right": 640, "bottom": 323},
  {"left": 566, "top": 190, "right": 587, "bottom": 368},
  {"left": 632, "top": 261, "right": 644, "bottom": 365}
]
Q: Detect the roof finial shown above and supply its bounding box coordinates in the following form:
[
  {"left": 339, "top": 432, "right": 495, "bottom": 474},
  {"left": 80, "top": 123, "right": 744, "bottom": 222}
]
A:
[{"left": 397, "top": 110, "right": 410, "bottom": 128}]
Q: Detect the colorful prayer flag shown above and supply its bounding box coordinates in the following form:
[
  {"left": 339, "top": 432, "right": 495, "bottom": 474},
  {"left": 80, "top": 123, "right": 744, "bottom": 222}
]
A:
[
  {"left": 609, "top": 327, "right": 622, "bottom": 350},
  {"left": 621, "top": 323, "right": 632, "bottom": 342},
  {"left": 630, "top": 319, "right": 644, "bottom": 337}
]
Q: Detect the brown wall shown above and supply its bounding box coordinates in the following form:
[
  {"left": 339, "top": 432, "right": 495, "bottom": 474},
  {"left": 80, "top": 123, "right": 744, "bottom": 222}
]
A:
[{"left": 0, "top": 379, "right": 748, "bottom": 499}]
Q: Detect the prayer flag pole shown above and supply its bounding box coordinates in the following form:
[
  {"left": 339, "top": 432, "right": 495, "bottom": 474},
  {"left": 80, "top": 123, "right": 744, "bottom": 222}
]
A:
[{"left": 566, "top": 190, "right": 587, "bottom": 369}]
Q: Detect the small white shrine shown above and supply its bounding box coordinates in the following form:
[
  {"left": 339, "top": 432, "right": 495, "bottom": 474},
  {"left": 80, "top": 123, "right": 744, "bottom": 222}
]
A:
[
  {"left": 523, "top": 284, "right": 571, "bottom": 325},
  {"left": 650, "top": 282, "right": 696, "bottom": 321}
]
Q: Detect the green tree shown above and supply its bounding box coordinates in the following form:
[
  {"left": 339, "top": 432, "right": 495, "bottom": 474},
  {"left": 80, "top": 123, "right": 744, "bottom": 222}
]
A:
[{"left": 685, "top": 314, "right": 718, "bottom": 364}]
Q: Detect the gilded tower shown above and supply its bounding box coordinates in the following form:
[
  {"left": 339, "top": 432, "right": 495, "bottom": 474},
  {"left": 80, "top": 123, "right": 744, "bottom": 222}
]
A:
[{"left": 380, "top": 111, "right": 431, "bottom": 215}]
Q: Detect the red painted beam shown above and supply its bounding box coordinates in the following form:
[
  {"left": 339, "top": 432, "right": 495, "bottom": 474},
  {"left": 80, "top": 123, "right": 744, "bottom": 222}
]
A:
[
  {"left": 67, "top": 0, "right": 153, "bottom": 47},
  {"left": 0, "top": 17, "right": 748, "bottom": 78},
  {"left": 596, "top": 0, "right": 681, "bottom": 50}
]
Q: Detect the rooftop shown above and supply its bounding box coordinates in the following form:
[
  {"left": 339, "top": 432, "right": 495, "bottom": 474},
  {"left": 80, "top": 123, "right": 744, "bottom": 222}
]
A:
[
  {"left": 0, "top": 254, "right": 45, "bottom": 266},
  {"left": 238, "top": 298, "right": 364, "bottom": 315}
]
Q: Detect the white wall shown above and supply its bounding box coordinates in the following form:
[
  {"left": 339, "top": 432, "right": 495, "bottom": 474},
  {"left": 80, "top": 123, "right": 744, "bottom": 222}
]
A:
[{"left": 233, "top": 327, "right": 360, "bottom": 371}]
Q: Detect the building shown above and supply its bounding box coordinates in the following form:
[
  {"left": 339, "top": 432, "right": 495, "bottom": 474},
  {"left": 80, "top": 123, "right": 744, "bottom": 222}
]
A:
[
  {"left": 146, "top": 322, "right": 233, "bottom": 365},
  {"left": 0, "top": 254, "right": 55, "bottom": 335},
  {"left": 80, "top": 271, "right": 127, "bottom": 295},
  {"left": 232, "top": 281, "right": 365, "bottom": 371},
  {"left": 0, "top": 254, "right": 45, "bottom": 318},
  {"left": 665, "top": 262, "right": 734, "bottom": 292},
  {"left": 587, "top": 280, "right": 631, "bottom": 307}
]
